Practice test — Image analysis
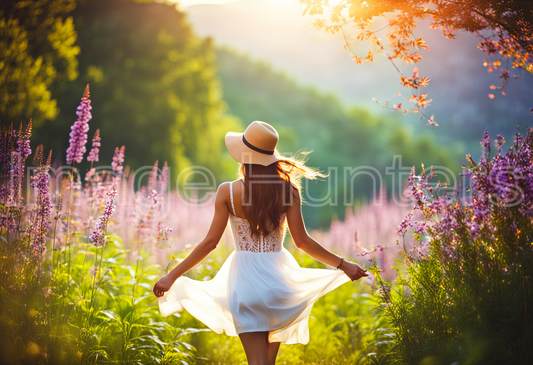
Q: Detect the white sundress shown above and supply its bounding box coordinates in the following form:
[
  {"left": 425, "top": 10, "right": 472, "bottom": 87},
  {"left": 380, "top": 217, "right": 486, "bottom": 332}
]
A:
[{"left": 158, "top": 181, "right": 351, "bottom": 344}]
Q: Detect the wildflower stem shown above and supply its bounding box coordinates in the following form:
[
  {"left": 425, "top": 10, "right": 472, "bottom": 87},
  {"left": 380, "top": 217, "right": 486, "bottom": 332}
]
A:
[
  {"left": 51, "top": 213, "right": 58, "bottom": 271},
  {"left": 65, "top": 172, "right": 73, "bottom": 287},
  {"left": 80, "top": 200, "right": 94, "bottom": 300}
]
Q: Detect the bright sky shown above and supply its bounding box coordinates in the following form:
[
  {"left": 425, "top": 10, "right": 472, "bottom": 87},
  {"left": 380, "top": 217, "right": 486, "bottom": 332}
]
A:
[
  {"left": 170, "top": 0, "right": 294, "bottom": 8},
  {"left": 177, "top": 0, "right": 236, "bottom": 5}
]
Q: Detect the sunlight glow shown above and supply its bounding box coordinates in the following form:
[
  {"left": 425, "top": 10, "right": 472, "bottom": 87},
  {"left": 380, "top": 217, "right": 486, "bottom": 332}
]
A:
[
  {"left": 171, "top": 0, "right": 237, "bottom": 7},
  {"left": 267, "top": 0, "right": 294, "bottom": 7},
  {"left": 173, "top": 0, "right": 294, "bottom": 7}
]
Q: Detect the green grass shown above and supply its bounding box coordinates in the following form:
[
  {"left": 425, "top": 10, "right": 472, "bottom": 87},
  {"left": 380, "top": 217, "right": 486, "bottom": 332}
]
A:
[{"left": 1, "top": 222, "right": 391, "bottom": 364}]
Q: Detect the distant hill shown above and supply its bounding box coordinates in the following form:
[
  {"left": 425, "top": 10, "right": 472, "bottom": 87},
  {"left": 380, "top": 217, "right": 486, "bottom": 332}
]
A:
[{"left": 186, "top": 0, "right": 533, "bottom": 149}]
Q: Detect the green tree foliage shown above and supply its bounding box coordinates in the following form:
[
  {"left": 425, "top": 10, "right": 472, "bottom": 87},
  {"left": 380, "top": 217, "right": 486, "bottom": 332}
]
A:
[
  {"left": 0, "top": 0, "right": 79, "bottom": 126},
  {"left": 216, "top": 47, "right": 462, "bottom": 228},
  {"left": 37, "top": 0, "right": 240, "bottom": 181}
]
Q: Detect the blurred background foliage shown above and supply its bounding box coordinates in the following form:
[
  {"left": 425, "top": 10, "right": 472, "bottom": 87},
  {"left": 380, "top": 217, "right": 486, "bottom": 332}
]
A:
[
  {"left": 0, "top": 0, "right": 493, "bottom": 228},
  {"left": 39, "top": 0, "right": 241, "bottom": 181},
  {"left": 0, "top": 0, "right": 79, "bottom": 123}
]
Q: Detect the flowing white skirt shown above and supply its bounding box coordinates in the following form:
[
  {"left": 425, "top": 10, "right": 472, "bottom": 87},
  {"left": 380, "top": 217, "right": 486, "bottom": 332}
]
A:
[{"left": 158, "top": 247, "right": 351, "bottom": 344}]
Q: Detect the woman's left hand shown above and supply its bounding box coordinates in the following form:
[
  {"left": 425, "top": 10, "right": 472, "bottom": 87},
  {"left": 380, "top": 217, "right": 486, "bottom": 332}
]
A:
[
  {"left": 341, "top": 261, "right": 369, "bottom": 281},
  {"left": 153, "top": 275, "right": 175, "bottom": 298}
]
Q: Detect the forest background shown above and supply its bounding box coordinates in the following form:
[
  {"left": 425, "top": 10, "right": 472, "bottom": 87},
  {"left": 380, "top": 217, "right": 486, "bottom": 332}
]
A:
[{"left": 1, "top": 0, "right": 532, "bottom": 229}]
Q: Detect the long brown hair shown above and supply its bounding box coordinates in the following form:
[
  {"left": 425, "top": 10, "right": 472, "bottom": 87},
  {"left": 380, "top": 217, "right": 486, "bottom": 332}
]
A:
[{"left": 238, "top": 152, "right": 326, "bottom": 238}]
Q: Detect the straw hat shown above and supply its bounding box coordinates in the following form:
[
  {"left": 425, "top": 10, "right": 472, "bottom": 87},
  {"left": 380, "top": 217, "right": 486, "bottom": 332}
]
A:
[{"left": 225, "top": 121, "right": 280, "bottom": 166}]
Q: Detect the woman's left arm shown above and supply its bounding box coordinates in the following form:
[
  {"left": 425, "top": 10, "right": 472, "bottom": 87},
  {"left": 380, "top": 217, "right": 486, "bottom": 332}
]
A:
[{"left": 153, "top": 183, "right": 230, "bottom": 298}]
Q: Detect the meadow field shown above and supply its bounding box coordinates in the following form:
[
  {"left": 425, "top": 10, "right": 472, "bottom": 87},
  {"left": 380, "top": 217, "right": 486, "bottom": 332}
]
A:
[
  {"left": 2, "top": 89, "right": 532, "bottom": 364},
  {"left": 2, "top": 0, "right": 532, "bottom": 364},
  {"left": 0, "top": 109, "right": 400, "bottom": 364}
]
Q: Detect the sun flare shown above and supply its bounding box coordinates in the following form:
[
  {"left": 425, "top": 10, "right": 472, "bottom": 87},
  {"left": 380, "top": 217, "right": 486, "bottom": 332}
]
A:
[{"left": 174, "top": 0, "right": 294, "bottom": 7}]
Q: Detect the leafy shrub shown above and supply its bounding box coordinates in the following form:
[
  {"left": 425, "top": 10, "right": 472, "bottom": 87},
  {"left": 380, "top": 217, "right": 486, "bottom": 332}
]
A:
[{"left": 376, "top": 128, "right": 533, "bottom": 364}]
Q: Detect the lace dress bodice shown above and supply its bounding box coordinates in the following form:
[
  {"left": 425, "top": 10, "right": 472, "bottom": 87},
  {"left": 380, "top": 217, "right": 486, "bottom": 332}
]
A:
[
  {"left": 229, "top": 214, "right": 286, "bottom": 252},
  {"left": 229, "top": 182, "right": 286, "bottom": 253}
]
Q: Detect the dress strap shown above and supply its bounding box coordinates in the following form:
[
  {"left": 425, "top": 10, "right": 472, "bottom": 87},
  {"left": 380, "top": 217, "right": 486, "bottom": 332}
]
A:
[{"left": 229, "top": 181, "right": 236, "bottom": 215}]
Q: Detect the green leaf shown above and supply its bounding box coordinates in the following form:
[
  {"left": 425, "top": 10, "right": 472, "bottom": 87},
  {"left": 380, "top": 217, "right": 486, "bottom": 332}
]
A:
[{"left": 99, "top": 310, "right": 118, "bottom": 321}]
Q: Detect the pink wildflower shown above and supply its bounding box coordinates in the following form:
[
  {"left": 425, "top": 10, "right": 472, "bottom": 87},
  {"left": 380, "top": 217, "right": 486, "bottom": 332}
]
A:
[
  {"left": 111, "top": 146, "right": 125, "bottom": 187},
  {"left": 30, "top": 150, "right": 52, "bottom": 259},
  {"left": 87, "top": 129, "right": 101, "bottom": 163},
  {"left": 157, "top": 221, "right": 172, "bottom": 240},
  {"left": 148, "top": 160, "right": 159, "bottom": 193},
  {"left": 66, "top": 85, "right": 92, "bottom": 165},
  {"left": 90, "top": 187, "right": 117, "bottom": 247}
]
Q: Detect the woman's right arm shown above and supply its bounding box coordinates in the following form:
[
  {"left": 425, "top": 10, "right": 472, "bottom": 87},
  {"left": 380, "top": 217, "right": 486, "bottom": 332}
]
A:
[
  {"left": 153, "top": 182, "right": 230, "bottom": 298},
  {"left": 286, "top": 186, "right": 368, "bottom": 281}
]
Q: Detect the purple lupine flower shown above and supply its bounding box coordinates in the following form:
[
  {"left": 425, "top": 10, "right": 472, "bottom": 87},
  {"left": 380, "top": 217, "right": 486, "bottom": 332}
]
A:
[
  {"left": 355, "top": 247, "right": 373, "bottom": 261},
  {"left": 408, "top": 166, "right": 427, "bottom": 208},
  {"left": 147, "top": 160, "right": 159, "bottom": 193},
  {"left": 111, "top": 146, "right": 125, "bottom": 173},
  {"left": 414, "top": 221, "right": 427, "bottom": 235},
  {"left": 66, "top": 85, "right": 92, "bottom": 165},
  {"left": 111, "top": 146, "right": 125, "bottom": 187},
  {"left": 136, "top": 189, "right": 160, "bottom": 242},
  {"left": 90, "top": 172, "right": 107, "bottom": 205},
  {"left": 130, "top": 189, "right": 141, "bottom": 225},
  {"left": 90, "top": 187, "right": 117, "bottom": 247},
  {"left": 401, "top": 128, "right": 533, "bottom": 269},
  {"left": 157, "top": 221, "right": 172, "bottom": 240},
  {"left": 495, "top": 133, "right": 505, "bottom": 154},
  {"left": 159, "top": 161, "right": 169, "bottom": 193},
  {"left": 16, "top": 123, "right": 32, "bottom": 158},
  {"left": 10, "top": 122, "right": 32, "bottom": 206},
  {"left": 85, "top": 168, "right": 96, "bottom": 183},
  {"left": 87, "top": 129, "right": 101, "bottom": 163},
  {"left": 31, "top": 150, "right": 52, "bottom": 259},
  {"left": 149, "top": 189, "right": 159, "bottom": 205},
  {"left": 513, "top": 127, "right": 523, "bottom": 146},
  {"left": 480, "top": 129, "right": 491, "bottom": 161},
  {"left": 428, "top": 199, "right": 445, "bottom": 215},
  {"left": 397, "top": 211, "right": 414, "bottom": 235},
  {"left": 0, "top": 186, "right": 6, "bottom": 204},
  {"left": 353, "top": 235, "right": 373, "bottom": 261}
]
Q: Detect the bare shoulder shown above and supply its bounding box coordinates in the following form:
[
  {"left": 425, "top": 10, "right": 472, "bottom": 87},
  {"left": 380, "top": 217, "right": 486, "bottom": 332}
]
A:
[
  {"left": 216, "top": 181, "right": 230, "bottom": 201},
  {"left": 214, "top": 182, "right": 232, "bottom": 214},
  {"left": 285, "top": 183, "right": 301, "bottom": 213},
  {"left": 216, "top": 182, "right": 231, "bottom": 197},
  {"left": 289, "top": 183, "right": 301, "bottom": 203},
  {"left": 217, "top": 181, "right": 231, "bottom": 190}
]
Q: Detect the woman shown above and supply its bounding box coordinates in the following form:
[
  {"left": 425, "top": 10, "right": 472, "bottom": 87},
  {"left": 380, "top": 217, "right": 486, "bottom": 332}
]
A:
[{"left": 153, "top": 121, "right": 368, "bottom": 365}]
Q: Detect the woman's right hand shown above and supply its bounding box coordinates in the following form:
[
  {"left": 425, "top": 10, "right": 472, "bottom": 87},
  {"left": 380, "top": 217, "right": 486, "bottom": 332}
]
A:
[{"left": 341, "top": 261, "right": 369, "bottom": 281}]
